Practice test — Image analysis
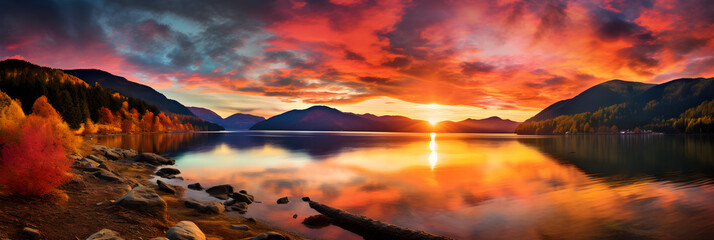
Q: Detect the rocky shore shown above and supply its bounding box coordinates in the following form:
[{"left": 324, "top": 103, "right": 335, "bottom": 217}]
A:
[
  {"left": 0, "top": 145, "right": 306, "bottom": 240},
  {"left": 0, "top": 145, "right": 453, "bottom": 240}
]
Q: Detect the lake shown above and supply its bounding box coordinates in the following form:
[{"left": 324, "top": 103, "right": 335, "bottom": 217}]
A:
[{"left": 91, "top": 131, "right": 714, "bottom": 239}]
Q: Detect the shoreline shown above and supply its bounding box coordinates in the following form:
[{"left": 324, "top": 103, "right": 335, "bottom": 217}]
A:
[
  {"left": 0, "top": 145, "right": 309, "bottom": 240},
  {"left": 0, "top": 144, "right": 453, "bottom": 240}
]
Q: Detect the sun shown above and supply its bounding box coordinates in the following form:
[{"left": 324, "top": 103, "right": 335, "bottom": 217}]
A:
[{"left": 428, "top": 119, "right": 438, "bottom": 125}]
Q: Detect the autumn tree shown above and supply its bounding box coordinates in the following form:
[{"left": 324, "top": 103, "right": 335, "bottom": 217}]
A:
[
  {"left": 83, "top": 118, "right": 98, "bottom": 134},
  {"left": 140, "top": 110, "right": 154, "bottom": 132},
  {"left": 0, "top": 115, "right": 71, "bottom": 195},
  {"left": 31, "top": 96, "right": 83, "bottom": 154},
  {"left": 98, "top": 107, "right": 115, "bottom": 125},
  {"left": 0, "top": 91, "right": 25, "bottom": 140}
]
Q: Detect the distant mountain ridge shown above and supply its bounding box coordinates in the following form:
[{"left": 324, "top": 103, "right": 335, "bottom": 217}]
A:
[
  {"left": 438, "top": 116, "right": 521, "bottom": 133},
  {"left": 517, "top": 77, "right": 714, "bottom": 134},
  {"left": 63, "top": 69, "right": 195, "bottom": 116},
  {"left": 188, "top": 107, "right": 265, "bottom": 130},
  {"left": 250, "top": 105, "right": 520, "bottom": 133}
]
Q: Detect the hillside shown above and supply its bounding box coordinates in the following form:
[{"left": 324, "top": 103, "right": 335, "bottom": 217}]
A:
[
  {"left": 516, "top": 77, "right": 714, "bottom": 134},
  {"left": 0, "top": 59, "right": 223, "bottom": 132},
  {"left": 525, "top": 80, "right": 655, "bottom": 122},
  {"left": 63, "top": 69, "right": 195, "bottom": 116},
  {"left": 188, "top": 107, "right": 265, "bottom": 130}
]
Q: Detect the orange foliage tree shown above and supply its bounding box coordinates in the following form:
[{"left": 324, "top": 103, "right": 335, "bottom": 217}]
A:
[
  {"left": 31, "top": 96, "right": 83, "bottom": 154},
  {"left": 0, "top": 93, "right": 77, "bottom": 196},
  {"left": 140, "top": 110, "right": 154, "bottom": 132}
]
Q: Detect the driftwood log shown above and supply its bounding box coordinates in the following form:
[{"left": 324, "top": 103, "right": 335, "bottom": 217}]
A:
[{"left": 308, "top": 201, "right": 454, "bottom": 240}]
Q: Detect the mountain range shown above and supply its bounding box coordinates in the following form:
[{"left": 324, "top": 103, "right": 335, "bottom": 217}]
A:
[
  {"left": 437, "top": 117, "right": 521, "bottom": 133},
  {"left": 250, "top": 105, "right": 520, "bottom": 133},
  {"left": 187, "top": 107, "right": 265, "bottom": 130},
  {"left": 516, "top": 77, "right": 714, "bottom": 134},
  {"left": 63, "top": 69, "right": 195, "bottom": 116}
]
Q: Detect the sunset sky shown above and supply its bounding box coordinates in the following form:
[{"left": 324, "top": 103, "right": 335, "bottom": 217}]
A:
[{"left": 1, "top": 0, "right": 712, "bottom": 122}]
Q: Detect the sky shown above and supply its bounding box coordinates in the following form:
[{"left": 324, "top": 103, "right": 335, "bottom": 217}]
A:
[{"left": 1, "top": 0, "right": 712, "bottom": 122}]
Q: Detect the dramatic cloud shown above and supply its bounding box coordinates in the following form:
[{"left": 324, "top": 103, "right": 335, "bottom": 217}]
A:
[{"left": 1, "top": 0, "right": 712, "bottom": 121}]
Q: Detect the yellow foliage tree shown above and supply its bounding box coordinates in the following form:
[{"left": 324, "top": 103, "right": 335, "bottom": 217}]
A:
[
  {"left": 0, "top": 91, "right": 26, "bottom": 143},
  {"left": 83, "top": 118, "right": 99, "bottom": 134}
]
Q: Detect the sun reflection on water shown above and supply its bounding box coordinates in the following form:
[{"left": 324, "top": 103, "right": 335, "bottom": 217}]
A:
[{"left": 429, "top": 132, "right": 437, "bottom": 170}]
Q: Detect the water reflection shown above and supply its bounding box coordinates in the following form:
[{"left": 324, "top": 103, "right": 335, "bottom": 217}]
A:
[
  {"left": 94, "top": 132, "right": 714, "bottom": 240},
  {"left": 429, "top": 132, "right": 438, "bottom": 170}
]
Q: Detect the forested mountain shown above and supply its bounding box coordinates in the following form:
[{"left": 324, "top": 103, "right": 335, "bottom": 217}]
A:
[
  {"left": 525, "top": 80, "right": 654, "bottom": 122},
  {"left": 0, "top": 59, "right": 223, "bottom": 132},
  {"left": 516, "top": 77, "right": 714, "bottom": 134},
  {"left": 188, "top": 107, "right": 265, "bottom": 130},
  {"left": 63, "top": 69, "right": 195, "bottom": 116}
]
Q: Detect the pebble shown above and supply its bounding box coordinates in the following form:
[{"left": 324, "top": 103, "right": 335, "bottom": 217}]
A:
[
  {"left": 22, "top": 227, "right": 40, "bottom": 239},
  {"left": 230, "top": 225, "right": 250, "bottom": 231}
]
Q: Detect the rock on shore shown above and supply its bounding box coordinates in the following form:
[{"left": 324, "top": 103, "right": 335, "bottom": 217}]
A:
[
  {"left": 86, "top": 229, "right": 124, "bottom": 240},
  {"left": 133, "top": 153, "right": 175, "bottom": 166},
  {"left": 165, "top": 221, "right": 206, "bottom": 240},
  {"left": 116, "top": 186, "right": 167, "bottom": 218},
  {"left": 184, "top": 200, "right": 225, "bottom": 214}
]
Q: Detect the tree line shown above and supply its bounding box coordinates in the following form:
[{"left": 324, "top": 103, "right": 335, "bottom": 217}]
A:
[
  {"left": 516, "top": 100, "right": 714, "bottom": 134},
  {"left": 0, "top": 59, "right": 223, "bottom": 133}
]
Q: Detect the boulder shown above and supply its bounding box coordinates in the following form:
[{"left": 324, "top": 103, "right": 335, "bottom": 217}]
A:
[
  {"left": 86, "top": 229, "right": 124, "bottom": 240},
  {"left": 98, "top": 162, "right": 113, "bottom": 172},
  {"left": 184, "top": 200, "right": 224, "bottom": 214},
  {"left": 150, "top": 238, "right": 170, "bottom": 240},
  {"left": 94, "top": 169, "right": 121, "bottom": 182},
  {"left": 157, "top": 180, "right": 177, "bottom": 194},
  {"left": 276, "top": 197, "right": 289, "bottom": 204},
  {"left": 301, "top": 197, "right": 311, "bottom": 202},
  {"left": 116, "top": 186, "right": 167, "bottom": 217},
  {"left": 302, "top": 214, "right": 332, "bottom": 229},
  {"left": 187, "top": 183, "right": 203, "bottom": 191},
  {"left": 229, "top": 202, "right": 248, "bottom": 214},
  {"left": 293, "top": 214, "right": 298, "bottom": 219},
  {"left": 86, "top": 154, "right": 106, "bottom": 163},
  {"left": 134, "top": 153, "right": 175, "bottom": 166},
  {"left": 22, "top": 227, "right": 40, "bottom": 239},
  {"left": 165, "top": 221, "right": 206, "bottom": 240},
  {"left": 156, "top": 168, "right": 181, "bottom": 178},
  {"left": 230, "top": 225, "right": 250, "bottom": 231},
  {"left": 103, "top": 148, "right": 123, "bottom": 160},
  {"left": 206, "top": 184, "right": 233, "bottom": 199},
  {"left": 75, "top": 158, "right": 101, "bottom": 170},
  {"left": 231, "top": 192, "right": 255, "bottom": 204},
  {"left": 119, "top": 149, "right": 138, "bottom": 159},
  {"left": 241, "top": 232, "right": 286, "bottom": 240}
]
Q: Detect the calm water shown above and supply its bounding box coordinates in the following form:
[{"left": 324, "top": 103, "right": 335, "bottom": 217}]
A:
[{"left": 91, "top": 132, "right": 714, "bottom": 240}]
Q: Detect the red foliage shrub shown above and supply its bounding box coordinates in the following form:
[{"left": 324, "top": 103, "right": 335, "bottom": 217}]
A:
[{"left": 0, "top": 115, "right": 71, "bottom": 196}]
